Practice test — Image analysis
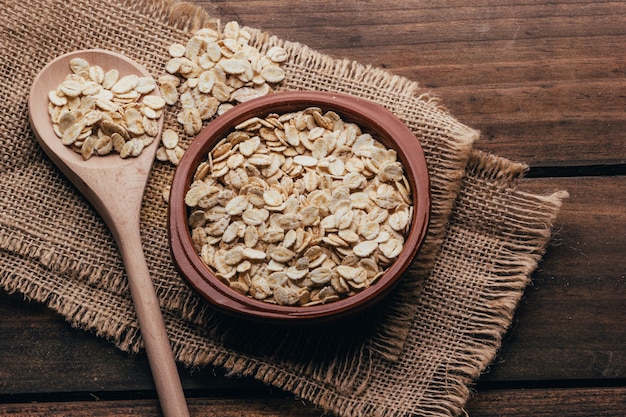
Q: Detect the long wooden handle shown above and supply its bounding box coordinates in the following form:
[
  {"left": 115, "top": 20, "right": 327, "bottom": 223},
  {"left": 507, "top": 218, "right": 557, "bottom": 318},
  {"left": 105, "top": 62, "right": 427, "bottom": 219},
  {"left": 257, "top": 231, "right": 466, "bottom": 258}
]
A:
[{"left": 118, "top": 228, "right": 190, "bottom": 417}]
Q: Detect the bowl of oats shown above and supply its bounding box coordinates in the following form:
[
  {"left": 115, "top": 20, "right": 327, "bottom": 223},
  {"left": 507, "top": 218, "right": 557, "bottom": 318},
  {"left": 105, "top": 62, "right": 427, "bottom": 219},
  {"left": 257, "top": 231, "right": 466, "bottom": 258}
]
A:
[{"left": 169, "top": 91, "right": 430, "bottom": 323}]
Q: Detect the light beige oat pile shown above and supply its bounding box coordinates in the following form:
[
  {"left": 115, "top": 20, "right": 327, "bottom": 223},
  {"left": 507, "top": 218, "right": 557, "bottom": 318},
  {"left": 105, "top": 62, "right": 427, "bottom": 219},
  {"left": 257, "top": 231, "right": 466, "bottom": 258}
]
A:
[
  {"left": 153, "top": 22, "right": 287, "bottom": 165},
  {"left": 47, "top": 57, "right": 163, "bottom": 160},
  {"left": 185, "top": 107, "right": 413, "bottom": 306}
]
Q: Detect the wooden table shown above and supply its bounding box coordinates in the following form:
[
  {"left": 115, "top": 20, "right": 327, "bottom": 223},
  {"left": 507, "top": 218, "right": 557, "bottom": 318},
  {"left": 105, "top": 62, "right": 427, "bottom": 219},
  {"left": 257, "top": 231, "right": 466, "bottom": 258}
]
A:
[{"left": 1, "top": 1, "right": 625, "bottom": 415}]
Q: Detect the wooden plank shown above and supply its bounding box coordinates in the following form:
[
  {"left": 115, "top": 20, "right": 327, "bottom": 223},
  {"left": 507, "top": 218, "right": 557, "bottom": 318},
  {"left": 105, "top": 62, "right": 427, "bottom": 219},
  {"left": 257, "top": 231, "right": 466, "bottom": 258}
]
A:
[
  {"left": 0, "top": 397, "right": 322, "bottom": 417},
  {"left": 465, "top": 119, "right": 626, "bottom": 168},
  {"left": 482, "top": 176, "right": 626, "bottom": 381},
  {"left": 0, "top": 292, "right": 262, "bottom": 394},
  {"left": 198, "top": 1, "right": 626, "bottom": 75},
  {"left": 197, "top": 1, "right": 626, "bottom": 65},
  {"left": 191, "top": 0, "right": 626, "bottom": 167},
  {"left": 0, "top": 291, "right": 155, "bottom": 394},
  {"left": 1, "top": 177, "right": 624, "bottom": 394},
  {"left": 431, "top": 82, "right": 626, "bottom": 166},
  {"left": 0, "top": 387, "right": 624, "bottom": 416},
  {"left": 466, "top": 387, "right": 626, "bottom": 416}
]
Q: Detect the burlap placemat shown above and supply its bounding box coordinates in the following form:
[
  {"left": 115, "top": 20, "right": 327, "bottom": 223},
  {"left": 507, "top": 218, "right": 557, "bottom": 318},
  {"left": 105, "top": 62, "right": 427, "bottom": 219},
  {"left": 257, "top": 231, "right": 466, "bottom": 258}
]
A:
[{"left": 0, "top": 0, "right": 567, "bottom": 416}]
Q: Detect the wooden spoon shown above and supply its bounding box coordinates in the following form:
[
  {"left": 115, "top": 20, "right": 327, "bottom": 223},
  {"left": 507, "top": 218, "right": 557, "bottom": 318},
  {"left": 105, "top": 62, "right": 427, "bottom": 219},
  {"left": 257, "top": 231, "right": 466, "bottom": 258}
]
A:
[{"left": 28, "top": 49, "right": 189, "bottom": 417}]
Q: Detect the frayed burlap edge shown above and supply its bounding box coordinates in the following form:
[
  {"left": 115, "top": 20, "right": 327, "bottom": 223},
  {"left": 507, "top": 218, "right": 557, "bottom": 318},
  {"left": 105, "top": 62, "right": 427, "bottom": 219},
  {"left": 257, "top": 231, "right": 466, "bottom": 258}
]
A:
[
  {"left": 127, "top": 0, "right": 219, "bottom": 32},
  {"left": 451, "top": 151, "right": 569, "bottom": 417}
]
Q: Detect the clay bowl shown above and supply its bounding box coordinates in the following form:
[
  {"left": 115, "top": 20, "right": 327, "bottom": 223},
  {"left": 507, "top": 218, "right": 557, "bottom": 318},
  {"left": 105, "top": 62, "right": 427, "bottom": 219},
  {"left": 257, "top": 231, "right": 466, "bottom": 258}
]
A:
[{"left": 169, "top": 91, "right": 430, "bottom": 324}]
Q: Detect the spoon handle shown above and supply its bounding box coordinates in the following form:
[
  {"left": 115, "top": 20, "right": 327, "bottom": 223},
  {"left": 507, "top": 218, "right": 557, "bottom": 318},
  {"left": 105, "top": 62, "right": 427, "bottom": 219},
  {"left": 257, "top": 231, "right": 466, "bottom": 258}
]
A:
[{"left": 117, "top": 227, "right": 190, "bottom": 417}]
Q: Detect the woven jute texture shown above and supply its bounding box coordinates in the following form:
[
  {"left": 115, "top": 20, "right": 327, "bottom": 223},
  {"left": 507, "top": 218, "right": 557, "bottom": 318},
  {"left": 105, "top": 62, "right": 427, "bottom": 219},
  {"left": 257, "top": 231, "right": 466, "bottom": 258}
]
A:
[{"left": 0, "top": 0, "right": 567, "bottom": 416}]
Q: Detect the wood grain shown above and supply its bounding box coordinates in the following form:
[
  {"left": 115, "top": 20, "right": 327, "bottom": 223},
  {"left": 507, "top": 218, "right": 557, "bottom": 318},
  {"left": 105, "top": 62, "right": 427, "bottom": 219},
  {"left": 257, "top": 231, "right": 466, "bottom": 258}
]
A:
[
  {"left": 466, "top": 387, "right": 626, "bottom": 416},
  {"left": 195, "top": 0, "right": 626, "bottom": 168},
  {"left": 0, "top": 397, "right": 320, "bottom": 417},
  {"left": 484, "top": 177, "right": 626, "bottom": 381},
  {"left": 1, "top": 387, "right": 625, "bottom": 416}
]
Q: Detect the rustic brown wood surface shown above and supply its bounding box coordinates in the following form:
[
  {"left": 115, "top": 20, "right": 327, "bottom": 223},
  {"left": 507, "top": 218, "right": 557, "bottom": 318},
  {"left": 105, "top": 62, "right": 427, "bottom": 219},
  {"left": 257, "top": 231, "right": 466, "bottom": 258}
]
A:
[{"left": 2, "top": 0, "right": 625, "bottom": 416}]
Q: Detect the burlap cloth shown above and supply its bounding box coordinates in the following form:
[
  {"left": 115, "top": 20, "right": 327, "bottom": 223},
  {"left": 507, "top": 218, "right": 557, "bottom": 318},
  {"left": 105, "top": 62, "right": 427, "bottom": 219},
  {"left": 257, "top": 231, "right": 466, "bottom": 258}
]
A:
[{"left": 0, "top": 0, "right": 567, "bottom": 416}]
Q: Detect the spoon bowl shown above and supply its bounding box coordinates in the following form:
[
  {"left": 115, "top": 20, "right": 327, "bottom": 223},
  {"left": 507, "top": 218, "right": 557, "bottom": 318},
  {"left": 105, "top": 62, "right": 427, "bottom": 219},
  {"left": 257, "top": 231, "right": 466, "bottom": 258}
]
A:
[
  {"left": 28, "top": 49, "right": 162, "bottom": 215},
  {"left": 29, "top": 49, "right": 188, "bottom": 417}
]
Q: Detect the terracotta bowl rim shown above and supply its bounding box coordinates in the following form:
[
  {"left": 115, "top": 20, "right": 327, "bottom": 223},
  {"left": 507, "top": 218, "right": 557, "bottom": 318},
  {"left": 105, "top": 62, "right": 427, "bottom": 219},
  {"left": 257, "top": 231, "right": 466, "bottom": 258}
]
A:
[{"left": 168, "top": 90, "right": 430, "bottom": 323}]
